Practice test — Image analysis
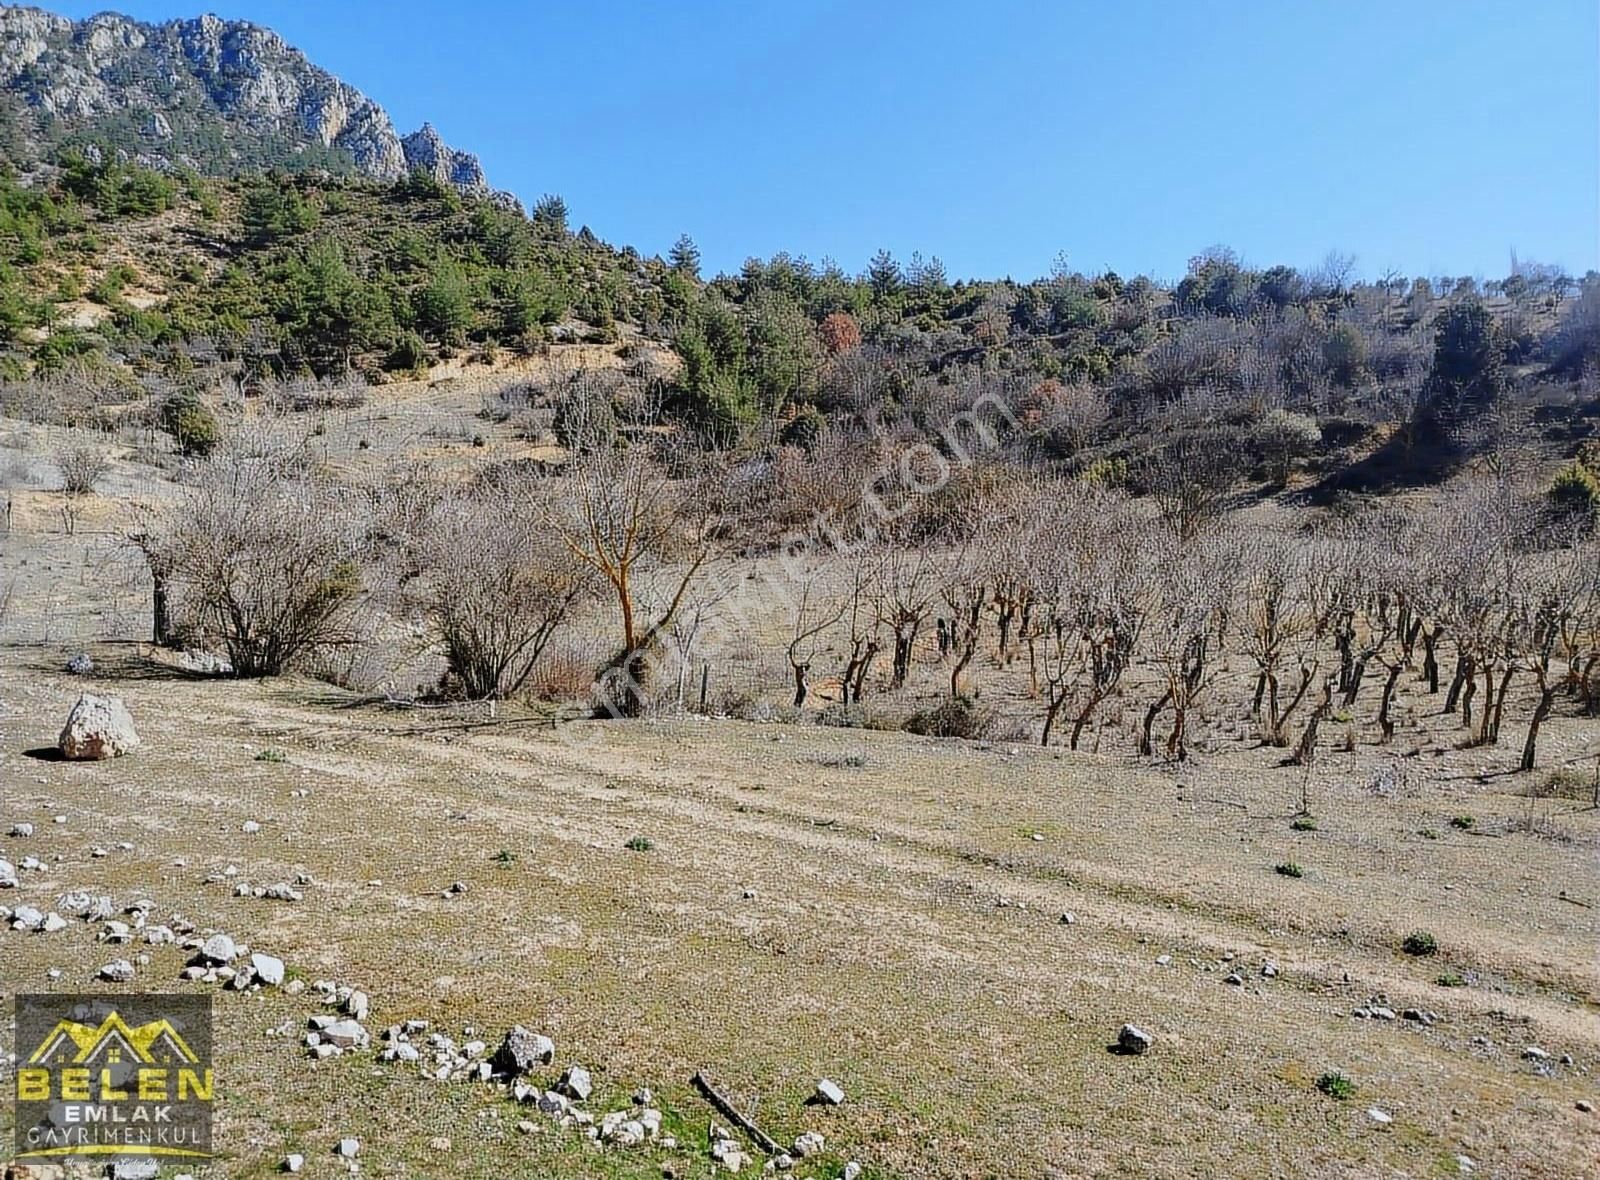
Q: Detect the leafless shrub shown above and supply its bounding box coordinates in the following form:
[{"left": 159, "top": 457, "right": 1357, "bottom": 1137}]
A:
[
  {"left": 149, "top": 441, "right": 368, "bottom": 676},
  {"left": 408, "top": 473, "right": 594, "bottom": 700},
  {"left": 55, "top": 444, "right": 108, "bottom": 496}
]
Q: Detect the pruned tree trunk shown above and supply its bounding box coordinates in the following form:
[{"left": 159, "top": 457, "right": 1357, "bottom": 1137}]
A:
[
  {"left": 1290, "top": 679, "right": 1334, "bottom": 767},
  {"left": 1377, "top": 661, "right": 1403, "bottom": 742},
  {"left": 1445, "top": 653, "right": 1471, "bottom": 713},
  {"left": 1138, "top": 689, "right": 1172, "bottom": 757},
  {"left": 1521, "top": 682, "right": 1555, "bottom": 772},
  {"left": 1487, "top": 666, "right": 1513, "bottom": 744}
]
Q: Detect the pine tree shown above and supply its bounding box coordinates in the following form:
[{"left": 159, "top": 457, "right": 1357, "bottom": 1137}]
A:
[{"left": 669, "top": 234, "right": 701, "bottom": 279}]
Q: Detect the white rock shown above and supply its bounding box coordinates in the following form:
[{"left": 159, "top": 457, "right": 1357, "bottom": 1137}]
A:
[
  {"left": 321, "top": 1020, "right": 368, "bottom": 1049},
  {"left": 814, "top": 1078, "right": 845, "bottom": 1106},
  {"left": 251, "top": 953, "right": 286, "bottom": 986},
  {"left": 1367, "top": 1107, "right": 1393, "bottom": 1125},
  {"left": 792, "top": 1130, "right": 825, "bottom": 1157},
  {"left": 335, "top": 1137, "right": 360, "bottom": 1157},
  {"left": 58, "top": 693, "right": 141, "bottom": 760},
  {"left": 10, "top": 823, "right": 34, "bottom": 837},
  {"left": 282, "top": 1154, "right": 304, "bottom": 1173},
  {"left": 560, "top": 1065, "right": 592, "bottom": 1101},
  {"left": 99, "top": 959, "right": 136, "bottom": 982}
]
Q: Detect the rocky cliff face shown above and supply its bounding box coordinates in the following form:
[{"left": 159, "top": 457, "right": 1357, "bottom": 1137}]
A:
[{"left": 0, "top": 5, "right": 499, "bottom": 198}]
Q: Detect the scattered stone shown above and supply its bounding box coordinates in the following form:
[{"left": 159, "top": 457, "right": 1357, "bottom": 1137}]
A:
[
  {"left": 1262, "top": 961, "right": 1279, "bottom": 978},
  {"left": 843, "top": 1164, "right": 863, "bottom": 1180},
  {"left": 1577, "top": 1099, "right": 1593, "bottom": 1113},
  {"left": 99, "top": 959, "right": 136, "bottom": 983},
  {"left": 1155, "top": 955, "right": 1171, "bottom": 966},
  {"left": 320, "top": 1020, "right": 369, "bottom": 1049},
  {"left": 66, "top": 652, "right": 94, "bottom": 675},
  {"left": 0, "top": 858, "right": 14, "bottom": 888},
  {"left": 792, "top": 1130, "right": 825, "bottom": 1157},
  {"left": 711, "top": 1136, "right": 746, "bottom": 1173},
  {"left": 100, "top": 920, "right": 132, "bottom": 943},
  {"left": 42, "top": 912, "right": 68, "bottom": 933},
  {"left": 1116, "top": 1024, "right": 1152, "bottom": 1055},
  {"left": 11, "top": 905, "right": 46, "bottom": 931},
  {"left": 1224, "top": 972, "right": 1244, "bottom": 987},
  {"left": 198, "top": 933, "right": 237, "bottom": 965},
  {"left": 1367, "top": 1107, "right": 1393, "bottom": 1125},
  {"left": 177, "top": 649, "right": 233, "bottom": 675},
  {"left": 1522, "top": 1046, "right": 1550, "bottom": 1062},
  {"left": 345, "top": 990, "right": 370, "bottom": 1020},
  {"left": 492, "top": 1026, "right": 556, "bottom": 1075},
  {"left": 517, "top": 1119, "right": 535, "bottom": 1135},
  {"left": 9, "top": 823, "right": 32, "bottom": 837},
  {"left": 250, "top": 953, "right": 286, "bottom": 986},
  {"left": 560, "top": 1065, "right": 593, "bottom": 1102},
  {"left": 282, "top": 1154, "right": 304, "bottom": 1173},
  {"left": 335, "top": 1137, "right": 360, "bottom": 1158},
  {"left": 58, "top": 693, "right": 141, "bottom": 760},
  {"left": 241, "top": 820, "right": 261, "bottom": 835},
  {"left": 814, "top": 1078, "right": 846, "bottom": 1105}
]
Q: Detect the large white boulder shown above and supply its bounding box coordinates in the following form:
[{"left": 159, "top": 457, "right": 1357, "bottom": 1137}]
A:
[{"left": 58, "top": 693, "right": 140, "bottom": 760}]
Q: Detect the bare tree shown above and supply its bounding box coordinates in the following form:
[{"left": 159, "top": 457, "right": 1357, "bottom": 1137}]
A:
[
  {"left": 538, "top": 376, "right": 717, "bottom": 715},
  {"left": 786, "top": 570, "right": 844, "bottom": 707},
  {"left": 871, "top": 545, "right": 942, "bottom": 689},
  {"left": 837, "top": 550, "right": 882, "bottom": 705},
  {"left": 55, "top": 444, "right": 108, "bottom": 496},
  {"left": 152, "top": 445, "right": 367, "bottom": 676},
  {"left": 413, "top": 476, "right": 593, "bottom": 700},
  {"left": 1139, "top": 527, "right": 1241, "bottom": 759},
  {"left": 1236, "top": 533, "right": 1320, "bottom": 746},
  {"left": 1035, "top": 487, "right": 1150, "bottom": 749}
]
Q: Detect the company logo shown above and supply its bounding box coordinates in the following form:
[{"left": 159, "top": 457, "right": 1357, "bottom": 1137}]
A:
[{"left": 12, "top": 994, "right": 213, "bottom": 1164}]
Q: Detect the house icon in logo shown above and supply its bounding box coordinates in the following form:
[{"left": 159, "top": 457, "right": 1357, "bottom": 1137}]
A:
[{"left": 29, "top": 1012, "right": 201, "bottom": 1067}]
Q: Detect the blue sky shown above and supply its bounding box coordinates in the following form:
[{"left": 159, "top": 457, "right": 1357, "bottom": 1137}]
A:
[{"left": 47, "top": 0, "right": 1600, "bottom": 282}]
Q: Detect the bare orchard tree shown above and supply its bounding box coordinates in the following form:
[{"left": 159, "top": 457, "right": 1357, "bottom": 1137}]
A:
[
  {"left": 151, "top": 444, "right": 367, "bottom": 676},
  {"left": 1035, "top": 487, "right": 1151, "bottom": 749},
  {"left": 786, "top": 568, "right": 845, "bottom": 707},
  {"left": 539, "top": 377, "right": 716, "bottom": 716},
  {"left": 1429, "top": 479, "right": 1531, "bottom": 745},
  {"left": 412, "top": 475, "right": 593, "bottom": 700},
  {"left": 837, "top": 548, "right": 882, "bottom": 705},
  {"left": 1138, "top": 526, "right": 1242, "bottom": 760},
  {"left": 1512, "top": 524, "right": 1599, "bottom": 770},
  {"left": 939, "top": 536, "right": 996, "bottom": 699},
  {"left": 1236, "top": 532, "right": 1320, "bottom": 746},
  {"left": 871, "top": 544, "right": 942, "bottom": 689}
]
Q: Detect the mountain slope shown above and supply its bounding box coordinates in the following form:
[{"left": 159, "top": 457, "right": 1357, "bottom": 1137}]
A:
[{"left": 0, "top": 5, "right": 503, "bottom": 201}]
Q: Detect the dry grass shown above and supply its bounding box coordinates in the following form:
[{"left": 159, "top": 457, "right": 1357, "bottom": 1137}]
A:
[{"left": 0, "top": 651, "right": 1596, "bottom": 1178}]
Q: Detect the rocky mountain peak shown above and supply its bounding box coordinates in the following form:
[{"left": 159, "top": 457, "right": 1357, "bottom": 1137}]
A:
[{"left": 0, "top": 5, "right": 509, "bottom": 201}]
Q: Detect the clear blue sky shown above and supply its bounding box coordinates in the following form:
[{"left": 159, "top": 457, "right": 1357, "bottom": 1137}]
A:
[{"left": 47, "top": 0, "right": 1600, "bottom": 282}]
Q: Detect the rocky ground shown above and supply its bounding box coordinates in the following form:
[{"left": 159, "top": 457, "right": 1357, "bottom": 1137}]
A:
[{"left": 1, "top": 646, "right": 1597, "bottom": 1178}]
